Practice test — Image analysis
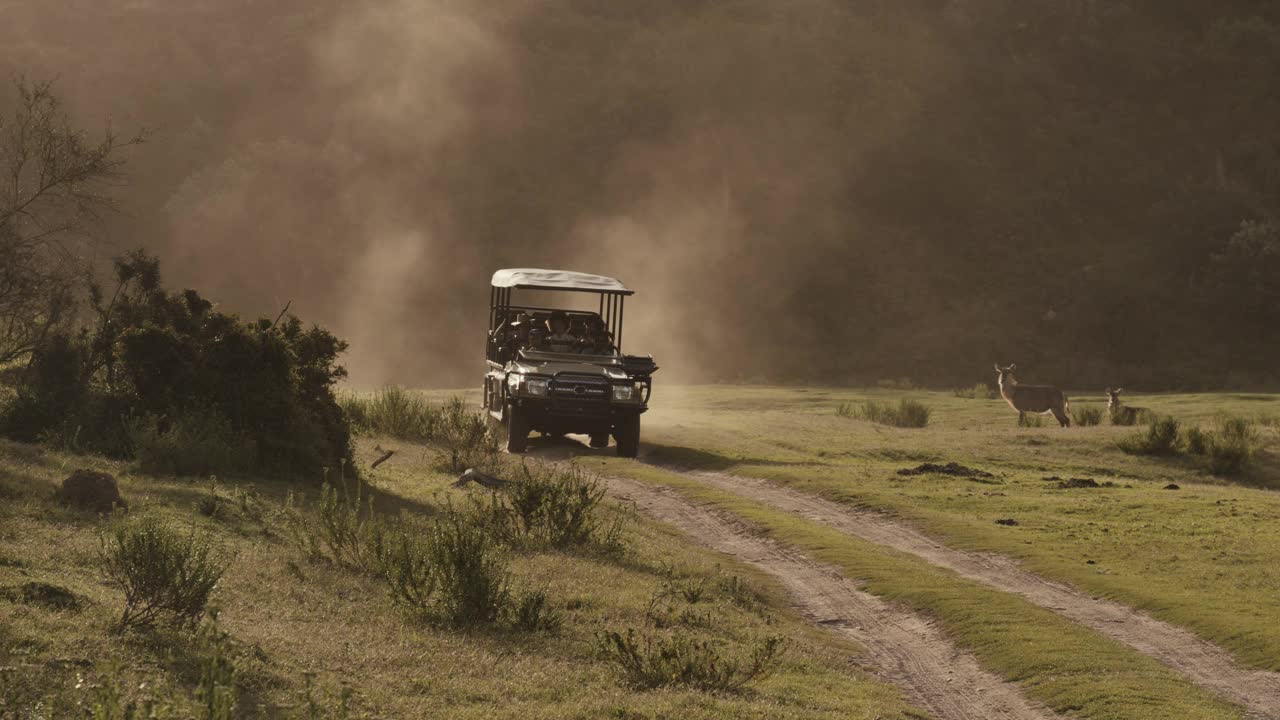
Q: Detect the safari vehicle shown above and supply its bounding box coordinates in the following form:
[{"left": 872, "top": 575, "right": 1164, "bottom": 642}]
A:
[
  {"left": 481, "top": 266, "right": 660, "bottom": 456},
  {"left": 484, "top": 268, "right": 658, "bottom": 457}
]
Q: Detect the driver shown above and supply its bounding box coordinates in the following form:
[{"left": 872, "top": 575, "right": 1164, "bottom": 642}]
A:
[{"left": 545, "top": 311, "right": 578, "bottom": 352}]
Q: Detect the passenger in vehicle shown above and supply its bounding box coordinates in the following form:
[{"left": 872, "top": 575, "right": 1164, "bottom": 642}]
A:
[
  {"left": 586, "top": 316, "right": 615, "bottom": 354},
  {"left": 545, "top": 311, "right": 578, "bottom": 352}
]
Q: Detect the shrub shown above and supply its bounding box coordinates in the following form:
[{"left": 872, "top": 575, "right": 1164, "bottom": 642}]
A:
[
  {"left": 847, "top": 399, "right": 931, "bottom": 428},
  {"left": 953, "top": 383, "right": 996, "bottom": 400},
  {"left": 342, "top": 386, "right": 438, "bottom": 441},
  {"left": 1185, "top": 426, "right": 1209, "bottom": 455},
  {"left": 434, "top": 397, "right": 498, "bottom": 473},
  {"left": 508, "top": 589, "right": 563, "bottom": 633},
  {"left": 1117, "top": 416, "right": 1181, "bottom": 456},
  {"left": 286, "top": 469, "right": 387, "bottom": 573},
  {"left": 472, "top": 461, "right": 610, "bottom": 549},
  {"left": 596, "top": 628, "right": 785, "bottom": 692},
  {"left": 1206, "top": 416, "right": 1258, "bottom": 476},
  {"left": 99, "top": 514, "right": 226, "bottom": 629},
  {"left": 381, "top": 509, "right": 510, "bottom": 627},
  {"left": 421, "top": 509, "right": 510, "bottom": 627},
  {"left": 1, "top": 251, "right": 353, "bottom": 479},
  {"left": 1071, "top": 405, "right": 1104, "bottom": 427},
  {"left": 128, "top": 410, "right": 255, "bottom": 477}
]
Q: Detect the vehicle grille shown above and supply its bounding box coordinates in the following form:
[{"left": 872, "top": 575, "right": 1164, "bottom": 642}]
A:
[{"left": 550, "top": 374, "right": 610, "bottom": 402}]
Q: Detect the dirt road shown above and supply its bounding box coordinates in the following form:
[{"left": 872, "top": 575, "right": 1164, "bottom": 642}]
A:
[
  {"left": 670, "top": 468, "right": 1280, "bottom": 719},
  {"left": 605, "top": 475, "right": 1062, "bottom": 720}
]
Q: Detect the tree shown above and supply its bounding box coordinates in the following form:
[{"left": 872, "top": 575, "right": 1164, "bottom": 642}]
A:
[{"left": 0, "top": 78, "right": 144, "bottom": 364}]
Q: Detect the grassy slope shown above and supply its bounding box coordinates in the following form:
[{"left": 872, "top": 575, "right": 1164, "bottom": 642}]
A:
[
  {"left": 0, "top": 437, "right": 914, "bottom": 719},
  {"left": 628, "top": 386, "right": 1280, "bottom": 672}
]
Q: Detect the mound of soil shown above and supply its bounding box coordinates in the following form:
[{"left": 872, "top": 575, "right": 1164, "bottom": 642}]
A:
[
  {"left": 59, "top": 469, "right": 125, "bottom": 513},
  {"left": 1043, "top": 476, "right": 1117, "bottom": 489},
  {"left": 898, "top": 462, "right": 994, "bottom": 479},
  {"left": 1, "top": 582, "right": 84, "bottom": 611}
]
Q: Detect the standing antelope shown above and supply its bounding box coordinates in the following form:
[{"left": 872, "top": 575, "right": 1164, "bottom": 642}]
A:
[
  {"left": 994, "top": 364, "right": 1071, "bottom": 427},
  {"left": 1105, "top": 388, "right": 1146, "bottom": 425}
]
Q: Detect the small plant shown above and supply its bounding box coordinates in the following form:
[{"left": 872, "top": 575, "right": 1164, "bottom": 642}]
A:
[
  {"left": 716, "top": 573, "right": 767, "bottom": 613},
  {"left": 471, "top": 461, "right": 612, "bottom": 549},
  {"left": 596, "top": 628, "right": 785, "bottom": 692},
  {"left": 1071, "top": 405, "right": 1104, "bottom": 427},
  {"left": 197, "top": 476, "right": 223, "bottom": 519},
  {"left": 286, "top": 467, "right": 387, "bottom": 574},
  {"left": 381, "top": 509, "right": 510, "bottom": 628},
  {"left": 846, "top": 399, "right": 931, "bottom": 428},
  {"left": 99, "top": 514, "right": 226, "bottom": 630},
  {"left": 508, "top": 589, "right": 563, "bottom": 633},
  {"left": 1117, "top": 415, "right": 1182, "bottom": 456},
  {"left": 434, "top": 397, "right": 499, "bottom": 473},
  {"left": 426, "top": 509, "right": 510, "bottom": 627},
  {"left": 195, "top": 613, "right": 238, "bottom": 720},
  {"left": 1206, "top": 416, "right": 1258, "bottom": 476}
]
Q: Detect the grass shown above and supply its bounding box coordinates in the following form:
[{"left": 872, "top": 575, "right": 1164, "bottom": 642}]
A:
[
  {"left": 602, "top": 460, "right": 1245, "bottom": 720},
  {"left": 625, "top": 385, "right": 1280, "bottom": 676},
  {"left": 838, "top": 398, "right": 931, "bottom": 428},
  {"left": 0, "top": 435, "right": 913, "bottom": 719}
]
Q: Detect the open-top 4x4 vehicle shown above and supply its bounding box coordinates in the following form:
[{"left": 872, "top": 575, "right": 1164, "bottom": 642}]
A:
[{"left": 483, "top": 269, "right": 658, "bottom": 457}]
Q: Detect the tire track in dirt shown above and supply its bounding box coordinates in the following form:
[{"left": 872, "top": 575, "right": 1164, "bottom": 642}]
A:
[
  {"left": 605, "top": 475, "right": 1062, "bottom": 720},
  {"left": 665, "top": 468, "right": 1280, "bottom": 719}
]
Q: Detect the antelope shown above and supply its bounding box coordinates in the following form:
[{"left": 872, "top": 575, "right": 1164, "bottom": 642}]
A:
[
  {"left": 1105, "top": 388, "right": 1146, "bottom": 425},
  {"left": 994, "top": 364, "right": 1071, "bottom": 427}
]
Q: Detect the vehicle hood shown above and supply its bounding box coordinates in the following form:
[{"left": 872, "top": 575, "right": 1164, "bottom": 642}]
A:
[{"left": 510, "top": 359, "right": 614, "bottom": 378}]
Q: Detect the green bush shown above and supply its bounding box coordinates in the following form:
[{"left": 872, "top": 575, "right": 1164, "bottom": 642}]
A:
[
  {"left": 1117, "top": 415, "right": 1182, "bottom": 456},
  {"left": 99, "top": 514, "right": 226, "bottom": 630},
  {"left": 596, "top": 628, "right": 785, "bottom": 692},
  {"left": 128, "top": 410, "right": 255, "bottom": 477},
  {"left": 1, "top": 251, "right": 353, "bottom": 479},
  {"left": 1206, "top": 416, "right": 1258, "bottom": 476},
  {"left": 845, "top": 398, "right": 931, "bottom": 428},
  {"left": 472, "top": 461, "right": 610, "bottom": 549},
  {"left": 434, "top": 397, "right": 498, "bottom": 473},
  {"left": 341, "top": 386, "right": 438, "bottom": 441},
  {"left": 1071, "top": 405, "right": 1104, "bottom": 427}
]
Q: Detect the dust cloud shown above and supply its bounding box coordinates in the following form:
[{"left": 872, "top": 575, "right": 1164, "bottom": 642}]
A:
[{"left": 5, "top": 1, "right": 1271, "bottom": 389}]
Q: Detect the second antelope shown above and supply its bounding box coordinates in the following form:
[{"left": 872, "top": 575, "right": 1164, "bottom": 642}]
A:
[
  {"left": 994, "top": 364, "right": 1071, "bottom": 427},
  {"left": 1106, "top": 388, "right": 1147, "bottom": 426}
]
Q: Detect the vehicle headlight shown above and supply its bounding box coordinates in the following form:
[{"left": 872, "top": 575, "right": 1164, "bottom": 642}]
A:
[
  {"left": 525, "top": 378, "right": 549, "bottom": 397},
  {"left": 612, "top": 384, "right": 634, "bottom": 401}
]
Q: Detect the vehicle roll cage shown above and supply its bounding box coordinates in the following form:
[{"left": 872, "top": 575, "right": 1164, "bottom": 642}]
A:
[{"left": 489, "top": 287, "right": 628, "bottom": 354}]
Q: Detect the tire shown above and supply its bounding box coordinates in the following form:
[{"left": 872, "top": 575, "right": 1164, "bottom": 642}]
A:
[
  {"left": 505, "top": 404, "right": 529, "bottom": 453},
  {"left": 614, "top": 415, "right": 640, "bottom": 458}
]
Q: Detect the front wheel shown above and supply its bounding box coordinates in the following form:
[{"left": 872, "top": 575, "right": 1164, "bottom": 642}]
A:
[
  {"left": 506, "top": 404, "right": 529, "bottom": 453},
  {"left": 614, "top": 415, "right": 640, "bottom": 458}
]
